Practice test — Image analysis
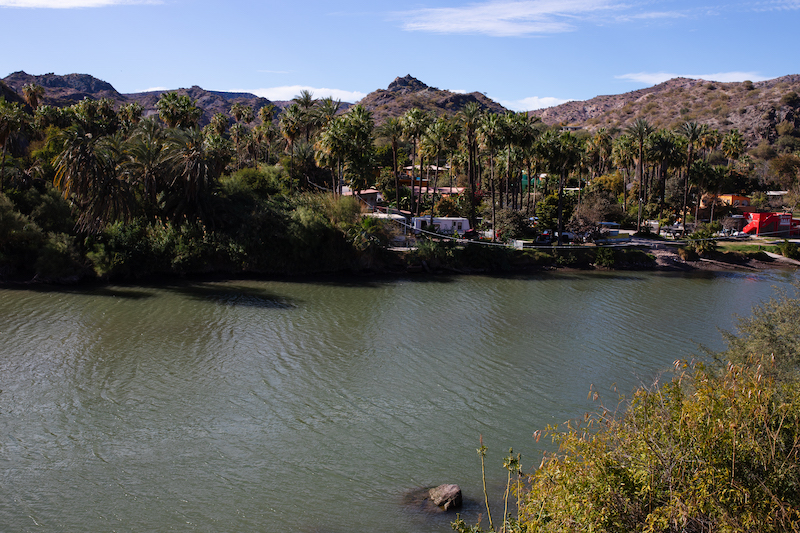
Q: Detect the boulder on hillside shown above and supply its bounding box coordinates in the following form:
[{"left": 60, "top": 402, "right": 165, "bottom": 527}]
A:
[{"left": 387, "top": 74, "right": 431, "bottom": 94}]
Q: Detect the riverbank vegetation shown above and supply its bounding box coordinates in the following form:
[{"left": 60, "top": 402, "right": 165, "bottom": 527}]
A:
[
  {"left": 1, "top": 82, "right": 799, "bottom": 282},
  {"left": 455, "top": 284, "right": 800, "bottom": 533}
]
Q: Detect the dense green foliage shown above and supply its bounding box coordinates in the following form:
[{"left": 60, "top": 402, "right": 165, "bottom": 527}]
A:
[{"left": 2, "top": 81, "right": 799, "bottom": 280}]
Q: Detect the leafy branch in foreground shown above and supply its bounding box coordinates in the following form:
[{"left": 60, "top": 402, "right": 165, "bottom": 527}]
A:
[
  {"left": 457, "top": 283, "right": 800, "bottom": 533},
  {"left": 522, "top": 356, "right": 800, "bottom": 532}
]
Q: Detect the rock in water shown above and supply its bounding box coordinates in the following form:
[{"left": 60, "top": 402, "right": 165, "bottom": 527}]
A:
[{"left": 428, "top": 484, "right": 462, "bottom": 511}]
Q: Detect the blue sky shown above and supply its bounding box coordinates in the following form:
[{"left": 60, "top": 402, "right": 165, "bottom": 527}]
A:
[{"left": 1, "top": 0, "right": 798, "bottom": 111}]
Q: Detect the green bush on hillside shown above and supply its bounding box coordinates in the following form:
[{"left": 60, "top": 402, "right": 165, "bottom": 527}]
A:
[{"left": 777, "top": 239, "right": 800, "bottom": 261}]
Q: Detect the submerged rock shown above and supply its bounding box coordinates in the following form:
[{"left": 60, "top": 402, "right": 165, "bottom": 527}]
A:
[
  {"left": 428, "top": 484, "right": 462, "bottom": 511},
  {"left": 402, "top": 484, "right": 463, "bottom": 513}
]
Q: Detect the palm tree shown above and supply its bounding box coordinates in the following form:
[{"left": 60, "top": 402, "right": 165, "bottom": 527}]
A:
[
  {"left": 156, "top": 92, "right": 202, "bottom": 129},
  {"left": 678, "top": 121, "right": 706, "bottom": 235},
  {"left": 255, "top": 122, "right": 278, "bottom": 165},
  {"left": 721, "top": 129, "right": 745, "bottom": 167},
  {"left": 612, "top": 134, "right": 635, "bottom": 212},
  {"left": 22, "top": 83, "right": 45, "bottom": 111},
  {"left": 421, "top": 116, "right": 454, "bottom": 224},
  {"left": 230, "top": 103, "right": 254, "bottom": 125},
  {"left": 540, "top": 130, "right": 580, "bottom": 245},
  {"left": 377, "top": 117, "right": 404, "bottom": 214},
  {"left": 648, "top": 129, "right": 681, "bottom": 221},
  {"left": 207, "top": 113, "right": 229, "bottom": 137},
  {"left": 478, "top": 113, "right": 504, "bottom": 241},
  {"left": 0, "top": 99, "right": 28, "bottom": 192},
  {"left": 293, "top": 90, "right": 318, "bottom": 142},
  {"left": 699, "top": 128, "right": 721, "bottom": 161},
  {"left": 230, "top": 123, "right": 250, "bottom": 170},
  {"left": 626, "top": 118, "right": 654, "bottom": 231},
  {"left": 258, "top": 103, "right": 276, "bottom": 125},
  {"left": 53, "top": 125, "right": 133, "bottom": 232},
  {"left": 459, "top": 102, "right": 482, "bottom": 226},
  {"left": 585, "top": 128, "right": 612, "bottom": 178},
  {"left": 118, "top": 102, "right": 144, "bottom": 134},
  {"left": 280, "top": 103, "right": 303, "bottom": 190},
  {"left": 70, "top": 97, "right": 119, "bottom": 136},
  {"left": 315, "top": 97, "right": 341, "bottom": 130},
  {"left": 162, "top": 128, "right": 226, "bottom": 225},
  {"left": 704, "top": 164, "right": 727, "bottom": 224},
  {"left": 500, "top": 113, "right": 523, "bottom": 209},
  {"left": 518, "top": 115, "right": 543, "bottom": 213},
  {"left": 315, "top": 115, "right": 348, "bottom": 195},
  {"left": 124, "top": 117, "right": 167, "bottom": 218},
  {"left": 401, "top": 108, "right": 432, "bottom": 215},
  {"left": 341, "top": 105, "right": 374, "bottom": 194}
]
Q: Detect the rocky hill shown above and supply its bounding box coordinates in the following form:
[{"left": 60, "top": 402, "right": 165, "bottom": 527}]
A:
[
  {"left": 0, "top": 79, "right": 27, "bottom": 107},
  {"left": 122, "top": 85, "right": 275, "bottom": 126},
  {"left": 2, "top": 71, "right": 276, "bottom": 127},
  {"left": 4, "top": 71, "right": 124, "bottom": 107},
  {"left": 357, "top": 75, "right": 507, "bottom": 124},
  {"left": 531, "top": 75, "right": 800, "bottom": 145},
  {"left": 2, "top": 71, "right": 509, "bottom": 127},
  {"left": 5, "top": 71, "right": 798, "bottom": 147}
]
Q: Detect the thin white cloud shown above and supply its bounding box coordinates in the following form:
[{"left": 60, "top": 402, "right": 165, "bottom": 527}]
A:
[
  {"left": 623, "top": 10, "right": 686, "bottom": 20},
  {"left": 500, "top": 95, "right": 572, "bottom": 111},
  {"left": 141, "top": 86, "right": 168, "bottom": 92},
  {"left": 0, "top": 0, "right": 156, "bottom": 7},
  {"left": 616, "top": 71, "right": 770, "bottom": 85},
  {"left": 751, "top": 0, "right": 800, "bottom": 11},
  {"left": 395, "top": 0, "right": 629, "bottom": 36},
  {"left": 233, "top": 86, "right": 367, "bottom": 103}
]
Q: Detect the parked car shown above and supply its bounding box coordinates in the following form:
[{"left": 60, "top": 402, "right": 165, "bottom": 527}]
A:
[
  {"left": 557, "top": 231, "right": 577, "bottom": 243},
  {"left": 535, "top": 230, "right": 553, "bottom": 244}
]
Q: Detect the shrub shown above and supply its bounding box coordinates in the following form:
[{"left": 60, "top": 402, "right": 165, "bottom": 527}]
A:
[
  {"left": 718, "top": 283, "right": 800, "bottom": 376},
  {"left": 225, "top": 166, "right": 286, "bottom": 197},
  {"left": 493, "top": 208, "right": 530, "bottom": 241},
  {"left": 520, "top": 356, "right": 800, "bottom": 533},
  {"left": 594, "top": 246, "right": 616, "bottom": 268},
  {"left": 410, "top": 238, "right": 455, "bottom": 267},
  {"left": 687, "top": 226, "right": 718, "bottom": 256},
  {"left": 677, "top": 246, "right": 699, "bottom": 261},
  {"left": 321, "top": 194, "right": 362, "bottom": 229},
  {"left": 777, "top": 239, "right": 800, "bottom": 260}
]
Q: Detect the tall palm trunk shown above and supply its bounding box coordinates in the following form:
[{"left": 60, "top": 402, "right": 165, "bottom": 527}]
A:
[
  {"left": 682, "top": 145, "right": 694, "bottom": 236},
  {"left": 392, "top": 142, "right": 400, "bottom": 215},
  {"left": 0, "top": 142, "right": 8, "bottom": 193},
  {"left": 468, "top": 140, "right": 477, "bottom": 226},
  {"left": 489, "top": 152, "right": 496, "bottom": 242},
  {"left": 557, "top": 169, "right": 565, "bottom": 246},
  {"left": 416, "top": 151, "right": 425, "bottom": 218}
]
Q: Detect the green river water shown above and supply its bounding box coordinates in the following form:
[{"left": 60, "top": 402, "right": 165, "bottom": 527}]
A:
[{"left": 1, "top": 270, "right": 797, "bottom": 532}]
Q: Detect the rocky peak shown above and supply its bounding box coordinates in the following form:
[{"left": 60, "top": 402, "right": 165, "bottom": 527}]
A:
[
  {"left": 387, "top": 75, "right": 430, "bottom": 94},
  {"left": 4, "top": 71, "right": 118, "bottom": 95}
]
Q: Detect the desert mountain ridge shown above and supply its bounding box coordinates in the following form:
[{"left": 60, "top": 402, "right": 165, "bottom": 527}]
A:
[
  {"left": 3, "top": 71, "right": 800, "bottom": 145},
  {"left": 531, "top": 74, "right": 800, "bottom": 144}
]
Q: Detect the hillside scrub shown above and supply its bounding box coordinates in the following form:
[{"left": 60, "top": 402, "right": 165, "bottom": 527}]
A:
[{"left": 455, "top": 284, "right": 800, "bottom": 533}]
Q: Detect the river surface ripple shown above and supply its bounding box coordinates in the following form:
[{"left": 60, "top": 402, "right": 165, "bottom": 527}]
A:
[{"left": 1, "top": 270, "right": 797, "bottom": 532}]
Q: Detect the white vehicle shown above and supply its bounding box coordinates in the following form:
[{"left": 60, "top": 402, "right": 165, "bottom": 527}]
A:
[{"left": 411, "top": 217, "right": 471, "bottom": 235}]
